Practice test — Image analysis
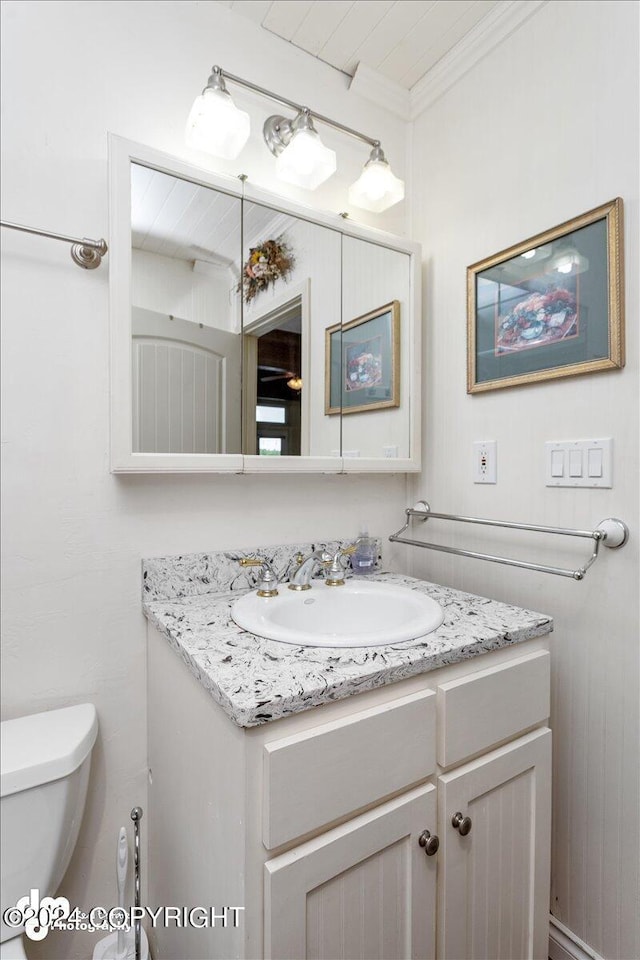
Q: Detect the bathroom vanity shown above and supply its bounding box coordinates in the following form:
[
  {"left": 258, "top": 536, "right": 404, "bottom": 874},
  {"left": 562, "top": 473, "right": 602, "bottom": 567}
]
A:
[{"left": 144, "top": 547, "right": 553, "bottom": 960}]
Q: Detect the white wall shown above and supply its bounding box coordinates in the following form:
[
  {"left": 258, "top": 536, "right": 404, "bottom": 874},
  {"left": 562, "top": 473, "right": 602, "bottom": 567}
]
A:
[
  {"left": 409, "top": 3, "right": 639, "bottom": 958},
  {"left": 132, "top": 249, "right": 238, "bottom": 332},
  {"left": 0, "top": 3, "right": 411, "bottom": 958}
]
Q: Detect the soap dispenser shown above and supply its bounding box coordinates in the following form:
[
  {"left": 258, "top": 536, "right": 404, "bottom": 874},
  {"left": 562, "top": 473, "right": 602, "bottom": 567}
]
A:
[{"left": 351, "top": 529, "right": 377, "bottom": 575}]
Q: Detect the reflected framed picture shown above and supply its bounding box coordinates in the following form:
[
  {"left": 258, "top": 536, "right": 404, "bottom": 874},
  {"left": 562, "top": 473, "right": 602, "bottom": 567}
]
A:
[
  {"left": 325, "top": 301, "right": 400, "bottom": 415},
  {"left": 467, "top": 198, "right": 624, "bottom": 393}
]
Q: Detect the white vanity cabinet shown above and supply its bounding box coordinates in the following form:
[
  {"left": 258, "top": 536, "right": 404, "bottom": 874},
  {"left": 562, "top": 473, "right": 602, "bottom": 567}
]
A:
[
  {"left": 265, "top": 783, "right": 437, "bottom": 960},
  {"left": 437, "top": 728, "right": 551, "bottom": 960},
  {"left": 147, "top": 627, "right": 551, "bottom": 960},
  {"left": 261, "top": 689, "right": 439, "bottom": 960}
]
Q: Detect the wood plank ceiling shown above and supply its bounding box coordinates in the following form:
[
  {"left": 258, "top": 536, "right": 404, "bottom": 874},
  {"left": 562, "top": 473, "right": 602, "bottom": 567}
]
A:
[
  {"left": 131, "top": 164, "right": 294, "bottom": 265},
  {"left": 215, "top": 0, "right": 500, "bottom": 89}
]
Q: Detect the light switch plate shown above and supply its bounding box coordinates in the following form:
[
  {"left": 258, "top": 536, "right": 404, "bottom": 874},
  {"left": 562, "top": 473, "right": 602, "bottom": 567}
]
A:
[{"left": 545, "top": 438, "right": 612, "bottom": 487}]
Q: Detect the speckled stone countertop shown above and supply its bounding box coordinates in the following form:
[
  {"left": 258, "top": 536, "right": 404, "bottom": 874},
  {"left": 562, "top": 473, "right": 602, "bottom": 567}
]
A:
[{"left": 142, "top": 543, "right": 553, "bottom": 728}]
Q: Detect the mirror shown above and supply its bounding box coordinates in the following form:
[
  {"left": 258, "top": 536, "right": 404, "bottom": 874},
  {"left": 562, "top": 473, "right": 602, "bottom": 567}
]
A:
[
  {"left": 241, "top": 200, "right": 342, "bottom": 461},
  {"left": 340, "top": 236, "right": 412, "bottom": 461},
  {"left": 130, "top": 163, "right": 242, "bottom": 455},
  {"left": 110, "top": 137, "right": 420, "bottom": 473}
]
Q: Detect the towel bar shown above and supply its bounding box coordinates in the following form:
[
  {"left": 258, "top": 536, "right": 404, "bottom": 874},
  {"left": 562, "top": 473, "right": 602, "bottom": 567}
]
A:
[
  {"left": 389, "top": 501, "right": 628, "bottom": 580},
  {"left": 1, "top": 219, "right": 108, "bottom": 269}
]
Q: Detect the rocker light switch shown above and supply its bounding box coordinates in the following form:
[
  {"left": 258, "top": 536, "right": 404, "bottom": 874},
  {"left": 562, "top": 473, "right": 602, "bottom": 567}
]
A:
[
  {"left": 550, "top": 450, "right": 564, "bottom": 477},
  {"left": 569, "top": 450, "right": 583, "bottom": 477},
  {"left": 587, "top": 448, "right": 603, "bottom": 477}
]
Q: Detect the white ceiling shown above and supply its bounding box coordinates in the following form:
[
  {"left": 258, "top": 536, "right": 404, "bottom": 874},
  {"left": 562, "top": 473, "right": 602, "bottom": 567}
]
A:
[
  {"left": 216, "top": 0, "right": 501, "bottom": 90},
  {"left": 131, "top": 164, "right": 295, "bottom": 265}
]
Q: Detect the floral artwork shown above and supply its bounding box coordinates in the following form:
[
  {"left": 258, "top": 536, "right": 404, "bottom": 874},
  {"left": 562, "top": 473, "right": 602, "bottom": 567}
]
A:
[
  {"left": 496, "top": 286, "right": 578, "bottom": 354},
  {"left": 240, "top": 237, "right": 294, "bottom": 304},
  {"left": 325, "top": 301, "right": 400, "bottom": 415},
  {"left": 467, "top": 199, "right": 624, "bottom": 393},
  {"left": 344, "top": 336, "right": 383, "bottom": 391}
]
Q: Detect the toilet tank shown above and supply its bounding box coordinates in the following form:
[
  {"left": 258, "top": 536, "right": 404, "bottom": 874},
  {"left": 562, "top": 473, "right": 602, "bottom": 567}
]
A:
[{"left": 0, "top": 704, "right": 98, "bottom": 943}]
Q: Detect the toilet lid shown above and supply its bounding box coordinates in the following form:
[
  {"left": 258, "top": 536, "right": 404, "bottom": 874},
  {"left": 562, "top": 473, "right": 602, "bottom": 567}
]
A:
[{"left": 1, "top": 703, "right": 98, "bottom": 798}]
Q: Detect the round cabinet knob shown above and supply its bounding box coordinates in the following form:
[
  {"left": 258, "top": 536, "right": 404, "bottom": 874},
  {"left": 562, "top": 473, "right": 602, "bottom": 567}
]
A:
[
  {"left": 418, "top": 830, "right": 440, "bottom": 856},
  {"left": 451, "top": 812, "right": 472, "bottom": 836}
]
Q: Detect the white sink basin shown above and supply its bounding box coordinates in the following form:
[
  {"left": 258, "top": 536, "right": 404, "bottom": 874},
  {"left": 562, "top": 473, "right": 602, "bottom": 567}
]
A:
[{"left": 231, "top": 580, "right": 444, "bottom": 648}]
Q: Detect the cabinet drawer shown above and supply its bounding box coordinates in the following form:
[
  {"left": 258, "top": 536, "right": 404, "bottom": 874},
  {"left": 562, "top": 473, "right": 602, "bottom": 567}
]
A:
[
  {"left": 437, "top": 650, "right": 550, "bottom": 768},
  {"left": 263, "top": 689, "right": 436, "bottom": 849}
]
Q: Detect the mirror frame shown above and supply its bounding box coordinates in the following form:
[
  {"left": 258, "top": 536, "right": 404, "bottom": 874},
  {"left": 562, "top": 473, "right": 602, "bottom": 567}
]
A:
[{"left": 109, "top": 135, "right": 421, "bottom": 474}]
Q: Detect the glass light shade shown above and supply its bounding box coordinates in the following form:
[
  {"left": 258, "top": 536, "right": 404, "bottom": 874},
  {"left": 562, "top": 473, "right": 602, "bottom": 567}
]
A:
[
  {"left": 554, "top": 250, "right": 589, "bottom": 275},
  {"left": 349, "top": 158, "right": 405, "bottom": 213},
  {"left": 275, "top": 129, "right": 337, "bottom": 190},
  {"left": 519, "top": 243, "right": 552, "bottom": 263},
  {"left": 185, "top": 87, "right": 250, "bottom": 159}
]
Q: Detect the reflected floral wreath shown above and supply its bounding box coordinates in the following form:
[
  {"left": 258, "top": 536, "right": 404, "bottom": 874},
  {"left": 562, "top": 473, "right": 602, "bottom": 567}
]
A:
[{"left": 239, "top": 237, "right": 295, "bottom": 304}]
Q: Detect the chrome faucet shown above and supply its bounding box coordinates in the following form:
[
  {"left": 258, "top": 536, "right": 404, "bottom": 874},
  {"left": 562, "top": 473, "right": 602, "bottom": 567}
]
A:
[
  {"left": 288, "top": 549, "right": 332, "bottom": 590},
  {"left": 289, "top": 545, "right": 358, "bottom": 590}
]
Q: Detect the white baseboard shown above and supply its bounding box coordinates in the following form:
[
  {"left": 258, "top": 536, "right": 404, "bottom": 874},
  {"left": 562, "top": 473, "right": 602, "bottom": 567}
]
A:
[{"left": 549, "top": 916, "right": 604, "bottom": 960}]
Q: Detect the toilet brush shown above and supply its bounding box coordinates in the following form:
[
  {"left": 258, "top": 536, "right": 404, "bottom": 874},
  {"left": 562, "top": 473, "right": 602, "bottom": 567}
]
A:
[{"left": 92, "top": 823, "right": 148, "bottom": 960}]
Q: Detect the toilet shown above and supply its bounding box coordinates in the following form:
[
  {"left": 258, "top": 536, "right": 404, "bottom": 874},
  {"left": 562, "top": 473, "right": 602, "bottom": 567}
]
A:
[{"left": 0, "top": 704, "right": 98, "bottom": 960}]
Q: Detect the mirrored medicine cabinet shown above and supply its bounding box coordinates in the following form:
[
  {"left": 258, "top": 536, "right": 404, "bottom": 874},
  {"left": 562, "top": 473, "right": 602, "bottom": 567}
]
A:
[{"left": 109, "top": 136, "right": 421, "bottom": 474}]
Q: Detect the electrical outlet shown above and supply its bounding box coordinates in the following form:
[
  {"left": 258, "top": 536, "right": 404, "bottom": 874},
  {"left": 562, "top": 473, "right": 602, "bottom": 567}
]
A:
[{"left": 473, "top": 440, "right": 497, "bottom": 483}]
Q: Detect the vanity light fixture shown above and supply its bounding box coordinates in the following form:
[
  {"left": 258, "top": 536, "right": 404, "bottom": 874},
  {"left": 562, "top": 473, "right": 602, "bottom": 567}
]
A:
[
  {"left": 266, "top": 110, "right": 336, "bottom": 190},
  {"left": 187, "top": 66, "right": 405, "bottom": 211},
  {"left": 348, "top": 144, "right": 405, "bottom": 213},
  {"left": 186, "top": 67, "right": 250, "bottom": 159}
]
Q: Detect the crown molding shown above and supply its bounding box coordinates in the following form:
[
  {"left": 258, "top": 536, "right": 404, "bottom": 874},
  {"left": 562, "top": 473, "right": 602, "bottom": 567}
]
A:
[
  {"left": 410, "top": 0, "right": 548, "bottom": 120},
  {"left": 349, "top": 62, "right": 412, "bottom": 122}
]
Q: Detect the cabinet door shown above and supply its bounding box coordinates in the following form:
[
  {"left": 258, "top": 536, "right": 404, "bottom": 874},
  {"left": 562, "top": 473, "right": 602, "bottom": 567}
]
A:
[
  {"left": 264, "top": 783, "right": 437, "bottom": 960},
  {"left": 438, "top": 728, "right": 551, "bottom": 960}
]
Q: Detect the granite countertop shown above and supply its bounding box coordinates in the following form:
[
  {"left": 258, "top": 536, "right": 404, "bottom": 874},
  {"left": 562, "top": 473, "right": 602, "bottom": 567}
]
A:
[{"left": 142, "top": 543, "right": 553, "bottom": 727}]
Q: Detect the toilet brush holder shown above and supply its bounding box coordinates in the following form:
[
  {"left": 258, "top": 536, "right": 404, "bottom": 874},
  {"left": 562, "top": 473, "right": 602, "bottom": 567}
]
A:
[
  {"left": 92, "top": 810, "right": 149, "bottom": 960},
  {"left": 92, "top": 925, "right": 148, "bottom": 960}
]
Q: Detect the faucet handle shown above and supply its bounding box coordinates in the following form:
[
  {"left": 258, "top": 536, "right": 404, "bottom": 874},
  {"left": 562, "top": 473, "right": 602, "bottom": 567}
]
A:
[
  {"left": 325, "top": 550, "right": 349, "bottom": 587},
  {"left": 238, "top": 557, "right": 279, "bottom": 597},
  {"left": 324, "top": 545, "right": 360, "bottom": 586}
]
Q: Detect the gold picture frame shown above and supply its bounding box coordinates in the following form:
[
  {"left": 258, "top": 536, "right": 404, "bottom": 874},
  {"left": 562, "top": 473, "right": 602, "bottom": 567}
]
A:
[
  {"left": 467, "top": 198, "right": 624, "bottom": 393},
  {"left": 325, "top": 301, "right": 400, "bottom": 416}
]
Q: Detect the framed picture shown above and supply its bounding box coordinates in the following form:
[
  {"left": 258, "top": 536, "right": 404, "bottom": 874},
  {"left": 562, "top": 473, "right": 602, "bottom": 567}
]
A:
[
  {"left": 325, "top": 301, "right": 400, "bottom": 415},
  {"left": 467, "top": 198, "right": 624, "bottom": 393}
]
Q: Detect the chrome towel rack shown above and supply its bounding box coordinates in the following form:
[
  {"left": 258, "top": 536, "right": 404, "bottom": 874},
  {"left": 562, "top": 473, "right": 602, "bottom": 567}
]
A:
[
  {"left": 389, "top": 501, "right": 629, "bottom": 581},
  {"left": 1, "top": 219, "right": 108, "bottom": 269}
]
